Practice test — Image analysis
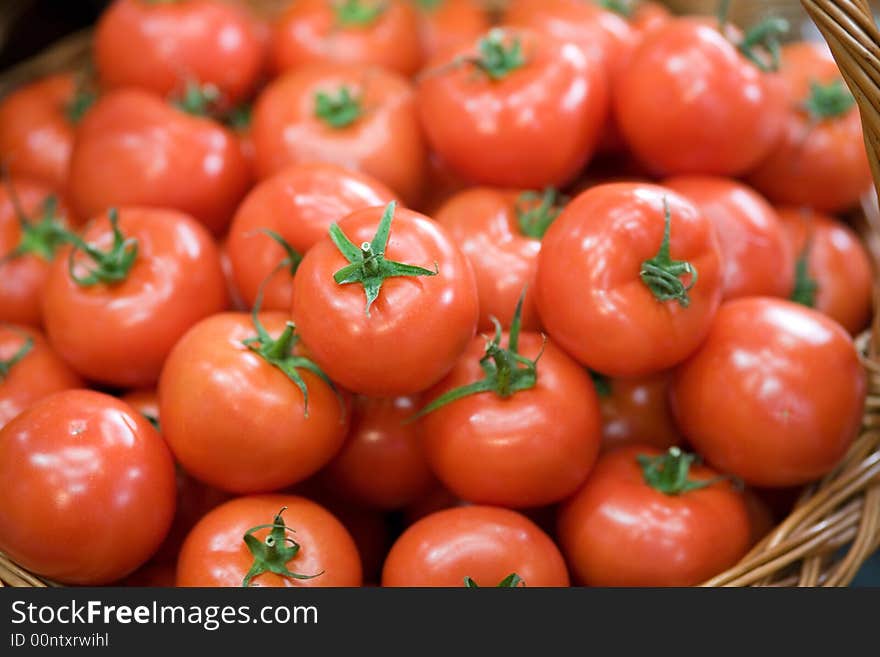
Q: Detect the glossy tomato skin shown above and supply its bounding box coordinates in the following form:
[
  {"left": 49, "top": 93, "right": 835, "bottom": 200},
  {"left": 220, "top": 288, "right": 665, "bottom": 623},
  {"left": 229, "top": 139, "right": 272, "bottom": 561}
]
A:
[
  {"left": 0, "top": 74, "right": 77, "bottom": 191},
  {"left": 94, "top": 0, "right": 266, "bottom": 106},
  {"left": 748, "top": 42, "right": 871, "bottom": 213},
  {"left": 664, "top": 176, "right": 794, "bottom": 300},
  {"left": 382, "top": 506, "right": 569, "bottom": 587},
  {"left": 272, "top": 0, "right": 421, "bottom": 77},
  {"left": 417, "top": 27, "right": 608, "bottom": 189},
  {"left": 598, "top": 372, "right": 681, "bottom": 453},
  {"left": 558, "top": 445, "right": 751, "bottom": 586},
  {"left": 420, "top": 333, "right": 601, "bottom": 507},
  {"left": 415, "top": 0, "right": 490, "bottom": 62},
  {"left": 43, "top": 207, "right": 228, "bottom": 388},
  {"left": 68, "top": 89, "right": 251, "bottom": 235},
  {"left": 226, "top": 163, "right": 397, "bottom": 311},
  {"left": 0, "top": 324, "right": 83, "bottom": 429},
  {"left": 252, "top": 64, "right": 426, "bottom": 206},
  {"left": 671, "top": 298, "right": 867, "bottom": 487},
  {"left": 0, "top": 390, "right": 176, "bottom": 584},
  {"left": 292, "top": 205, "right": 479, "bottom": 396},
  {"left": 535, "top": 183, "right": 723, "bottom": 377},
  {"left": 322, "top": 395, "right": 435, "bottom": 510},
  {"left": 0, "top": 178, "right": 76, "bottom": 327},
  {"left": 434, "top": 187, "right": 542, "bottom": 331},
  {"left": 777, "top": 207, "right": 873, "bottom": 335},
  {"left": 615, "top": 18, "right": 785, "bottom": 176},
  {"left": 177, "top": 494, "right": 362, "bottom": 587},
  {"left": 159, "top": 312, "right": 349, "bottom": 493}
]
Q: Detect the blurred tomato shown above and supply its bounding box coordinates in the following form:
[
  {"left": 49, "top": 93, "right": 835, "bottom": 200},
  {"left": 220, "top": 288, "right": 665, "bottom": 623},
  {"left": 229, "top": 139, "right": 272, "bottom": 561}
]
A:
[
  {"left": 594, "top": 371, "right": 681, "bottom": 453},
  {"left": 414, "top": 0, "right": 490, "bottom": 62}
]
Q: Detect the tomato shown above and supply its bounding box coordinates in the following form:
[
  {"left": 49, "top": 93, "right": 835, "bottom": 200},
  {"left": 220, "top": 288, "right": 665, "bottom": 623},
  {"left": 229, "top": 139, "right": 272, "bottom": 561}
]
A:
[
  {"left": 0, "top": 389, "right": 176, "bottom": 584},
  {"left": 120, "top": 562, "right": 177, "bottom": 587},
  {"left": 382, "top": 506, "right": 569, "bottom": 587},
  {"left": 120, "top": 388, "right": 160, "bottom": 429},
  {"left": 43, "top": 207, "right": 228, "bottom": 388},
  {"left": 558, "top": 445, "right": 751, "bottom": 586},
  {"left": 402, "top": 484, "right": 462, "bottom": 525},
  {"left": 177, "top": 495, "right": 362, "bottom": 586},
  {"left": 68, "top": 89, "right": 251, "bottom": 235},
  {"left": 251, "top": 63, "right": 426, "bottom": 206},
  {"left": 615, "top": 17, "right": 785, "bottom": 176},
  {"left": 434, "top": 187, "right": 564, "bottom": 331},
  {"left": 292, "top": 202, "right": 478, "bottom": 396},
  {"left": 0, "top": 324, "right": 82, "bottom": 429},
  {"left": 418, "top": 152, "right": 469, "bottom": 216},
  {"left": 627, "top": 1, "right": 672, "bottom": 35},
  {"left": 417, "top": 27, "right": 608, "bottom": 188},
  {"left": 748, "top": 42, "right": 871, "bottom": 213},
  {"left": 414, "top": 0, "right": 490, "bottom": 62},
  {"left": 0, "top": 178, "right": 75, "bottom": 326},
  {"left": 94, "top": 0, "right": 265, "bottom": 106},
  {"left": 272, "top": 0, "right": 421, "bottom": 77},
  {"left": 664, "top": 176, "right": 794, "bottom": 300},
  {"left": 159, "top": 312, "right": 349, "bottom": 493},
  {"left": 226, "top": 163, "right": 396, "bottom": 312},
  {"left": 0, "top": 74, "right": 84, "bottom": 191},
  {"left": 777, "top": 206, "right": 873, "bottom": 335},
  {"left": 744, "top": 488, "right": 775, "bottom": 547},
  {"left": 536, "top": 183, "right": 723, "bottom": 377},
  {"left": 671, "top": 298, "right": 867, "bottom": 487},
  {"left": 593, "top": 371, "right": 681, "bottom": 453},
  {"left": 321, "top": 395, "right": 435, "bottom": 510}
]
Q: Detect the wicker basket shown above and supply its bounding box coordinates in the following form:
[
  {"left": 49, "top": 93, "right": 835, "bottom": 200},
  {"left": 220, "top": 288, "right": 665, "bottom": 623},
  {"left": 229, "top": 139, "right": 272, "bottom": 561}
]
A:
[{"left": 1, "top": 0, "right": 880, "bottom": 588}]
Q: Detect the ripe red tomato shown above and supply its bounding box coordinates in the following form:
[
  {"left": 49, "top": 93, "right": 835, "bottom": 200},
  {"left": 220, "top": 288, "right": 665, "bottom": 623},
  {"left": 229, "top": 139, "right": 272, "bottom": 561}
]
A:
[
  {"left": 536, "top": 183, "right": 723, "bottom": 377},
  {"left": 251, "top": 63, "right": 426, "bottom": 206},
  {"left": 628, "top": 1, "right": 672, "bottom": 35},
  {"left": 671, "top": 298, "right": 867, "bottom": 487},
  {"left": 272, "top": 0, "right": 421, "bottom": 77},
  {"left": 0, "top": 178, "right": 76, "bottom": 326},
  {"left": 664, "top": 176, "right": 794, "bottom": 300},
  {"left": 777, "top": 207, "right": 873, "bottom": 335},
  {"left": 382, "top": 506, "right": 569, "bottom": 587},
  {"left": 120, "top": 388, "right": 160, "bottom": 429},
  {"left": 615, "top": 18, "right": 785, "bottom": 176},
  {"left": 417, "top": 27, "right": 608, "bottom": 188},
  {"left": 226, "top": 163, "right": 396, "bottom": 312},
  {"left": 43, "top": 207, "right": 228, "bottom": 388},
  {"left": 748, "top": 42, "right": 871, "bottom": 213},
  {"left": 0, "top": 324, "right": 82, "bottom": 429},
  {"left": 68, "top": 89, "right": 251, "bottom": 235},
  {"left": 321, "top": 395, "right": 435, "bottom": 510},
  {"left": 159, "top": 312, "right": 349, "bottom": 493},
  {"left": 177, "top": 495, "right": 362, "bottom": 587},
  {"left": 292, "top": 203, "right": 478, "bottom": 396},
  {"left": 558, "top": 445, "right": 751, "bottom": 586},
  {"left": 0, "top": 389, "right": 176, "bottom": 584},
  {"left": 594, "top": 371, "right": 681, "bottom": 453},
  {"left": 414, "top": 0, "right": 490, "bottom": 62},
  {"left": 94, "top": 0, "right": 266, "bottom": 106}
]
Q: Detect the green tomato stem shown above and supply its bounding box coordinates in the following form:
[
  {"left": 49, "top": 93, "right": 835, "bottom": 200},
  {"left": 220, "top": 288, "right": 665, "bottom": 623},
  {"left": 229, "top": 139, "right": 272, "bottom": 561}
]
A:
[
  {"left": 515, "top": 188, "right": 564, "bottom": 240},
  {"left": 241, "top": 507, "right": 324, "bottom": 587},
  {"left": 790, "top": 241, "right": 818, "bottom": 308},
  {"left": 314, "top": 87, "right": 363, "bottom": 129},
  {"left": 637, "top": 447, "right": 728, "bottom": 496},
  {"left": 65, "top": 208, "right": 138, "bottom": 287},
  {"left": 0, "top": 333, "right": 34, "bottom": 382},
  {"left": 803, "top": 79, "right": 855, "bottom": 121},
  {"left": 639, "top": 198, "right": 697, "bottom": 308},
  {"left": 334, "top": 0, "right": 385, "bottom": 27}
]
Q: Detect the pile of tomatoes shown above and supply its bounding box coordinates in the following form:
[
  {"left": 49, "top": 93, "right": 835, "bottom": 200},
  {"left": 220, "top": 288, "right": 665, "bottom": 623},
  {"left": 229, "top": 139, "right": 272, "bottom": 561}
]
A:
[{"left": 0, "top": 0, "right": 873, "bottom": 588}]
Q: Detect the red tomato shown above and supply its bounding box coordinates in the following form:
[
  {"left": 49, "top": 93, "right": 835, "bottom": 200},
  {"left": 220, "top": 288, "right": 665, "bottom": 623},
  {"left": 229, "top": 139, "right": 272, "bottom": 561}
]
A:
[
  {"left": 558, "top": 445, "right": 751, "bottom": 586},
  {"left": 0, "top": 178, "right": 76, "bottom": 326},
  {"left": 748, "top": 42, "right": 871, "bottom": 213},
  {"left": 322, "top": 395, "right": 435, "bottom": 510},
  {"left": 159, "top": 312, "right": 349, "bottom": 493},
  {"left": 0, "top": 324, "right": 82, "bottom": 429},
  {"left": 418, "top": 152, "right": 469, "bottom": 216},
  {"left": 664, "top": 176, "right": 794, "bottom": 300},
  {"left": 0, "top": 389, "right": 176, "bottom": 584},
  {"left": 777, "top": 206, "right": 873, "bottom": 335},
  {"left": 535, "top": 183, "right": 723, "bottom": 377},
  {"left": 226, "top": 163, "right": 397, "bottom": 312},
  {"left": 628, "top": 1, "right": 672, "bottom": 35},
  {"left": 68, "top": 89, "right": 251, "bottom": 235},
  {"left": 594, "top": 371, "right": 681, "bottom": 453},
  {"left": 94, "top": 0, "right": 266, "bottom": 106},
  {"left": 414, "top": 0, "right": 490, "bottom": 62},
  {"left": 417, "top": 27, "right": 608, "bottom": 188},
  {"left": 382, "top": 506, "right": 569, "bottom": 587},
  {"left": 177, "top": 495, "right": 362, "bottom": 587},
  {"left": 744, "top": 488, "right": 775, "bottom": 547},
  {"left": 43, "top": 207, "right": 228, "bottom": 388},
  {"left": 251, "top": 63, "right": 426, "bottom": 206},
  {"left": 120, "top": 388, "right": 160, "bottom": 429},
  {"left": 292, "top": 203, "right": 478, "bottom": 396},
  {"left": 272, "top": 0, "right": 421, "bottom": 77},
  {"left": 671, "top": 298, "right": 867, "bottom": 487},
  {"left": 615, "top": 18, "right": 785, "bottom": 176}
]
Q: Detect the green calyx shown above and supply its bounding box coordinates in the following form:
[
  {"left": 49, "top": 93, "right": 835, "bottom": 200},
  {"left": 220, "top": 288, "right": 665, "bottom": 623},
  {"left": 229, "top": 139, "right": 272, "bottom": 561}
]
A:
[
  {"left": 471, "top": 29, "right": 526, "bottom": 81},
  {"left": 598, "top": 0, "right": 635, "bottom": 18},
  {"left": 464, "top": 573, "right": 525, "bottom": 588},
  {"left": 67, "top": 208, "right": 138, "bottom": 287},
  {"left": 414, "top": 0, "right": 444, "bottom": 11},
  {"left": 790, "top": 241, "right": 818, "bottom": 308},
  {"left": 637, "top": 447, "right": 726, "bottom": 496},
  {"left": 803, "top": 79, "right": 855, "bottom": 121},
  {"left": 589, "top": 370, "right": 612, "bottom": 398},
  {"left": 261, "top": 228, "right": 303, "bottom": 277},
  {"left": 64, "top": 86, "right": 96, "bottom": 125},
  {"left": 0, "top": 194, "right": 68, "bottom": 264},
  {"left": 639, "top": 198, "right": 697, "bottom": 308},
  {"left": 171, "top": 81, "right": 222, "bottom": 117},
  {"left": 241, "top": 507, "right": 324, "bottom": 587},
  {"left": 142, "top": 413, "right": 160, "bottom": 431},
  {"left": 330, "top": 201, "right": 438, "bottom": 317},
  {"left": 0, "top": 333, "right": 33, "bottom": 382},
  {"left": 224, "top": 103, "right": 252, "bottom": 131},
  {"left": 334, "top": 0, "right": 385, "bottom": 27},
  {"left": 515, "top": 188, "right": 563, "bottom": 240},
  {"left": 737, "top": 16, "right": 789, "bottom": 73},
  {"left": 315, "top": 87, "right": 362, "bottom": 129}
]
